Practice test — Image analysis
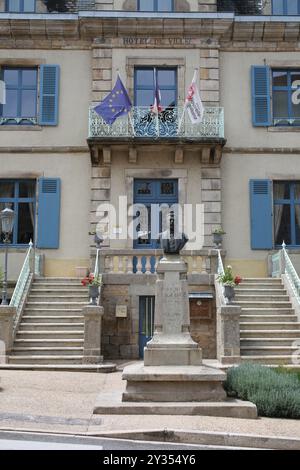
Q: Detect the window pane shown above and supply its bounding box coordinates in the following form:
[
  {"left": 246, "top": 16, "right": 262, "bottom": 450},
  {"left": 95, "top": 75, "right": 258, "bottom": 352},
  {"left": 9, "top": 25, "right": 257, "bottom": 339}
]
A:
[
  {"left": 274, "top": 204, "right": 291, "bottom": 245},
  {"left": 19, "top": 181, "right": 36, "bottom": 198},
  {"left": 273, "top": 90, "right": 289, "bottom": 119},
  {"left": 23, "top": 0, "right": 35, "bottom": 12},
  {"left": 0, "top": 202, "right": 14, "bottom": 244},
  {"left": 291, "top": 72, "right": 300, "bottom": 87},
  {"left": 272, "top": 0, "right": 285, "bottom": 14},
  {"left": 4, "top": 69, "right": 19, "bottom": 87},
  {"left": 286, "top": 0, "right": 299, "bottom": 14},
  {"left": 22, "top": 69, "right": 37, "bottom": 87},
  {"left": 274, "top": 181, "right": 291, "bottom": 200},
  {"left": 135, "top": 69, "right": 154, "bottom": 88},
  {"left": 158, "top": 0, "right": 173, "bottom": 11},
  {"left": 17, "top": 203, "right": 34, "bottom": 244},
  {"left": 295, "top": 205, "right": 300, "bottom": 245},
  {"left": 161, "top": 89, "right": 176, "bottom": 107},
  {"left": 273, "top": 71, "right": 288, "bottom": 87},
  {"left": 135, "top": 89, "right": 154, "bottom": 106},
  {"left": 0, "top": 182, "right": 15, "bottom": 198},
  {"left": 157, "top": 69, "right": 176, "bottom": 87},
  {"left": 139, "top": 0, "right": 154, "bottom": 11},
  {"left": 7, "top": 0, "right": 21, "bottom": 12},
  {"left": 3, "top": 89, "right": 18, "bottom": 117},
  {"left": 21, "top": 90, "right": 36, "bottom": 117},
  {"left": 295, "top": 183, "right": 300, "bottom": 200}
]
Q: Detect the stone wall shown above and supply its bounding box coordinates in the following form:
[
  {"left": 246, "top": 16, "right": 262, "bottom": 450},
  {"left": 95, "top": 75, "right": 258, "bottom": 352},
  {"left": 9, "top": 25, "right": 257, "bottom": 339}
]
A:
[{"left": 101, "top": 278, "right": 217, "bottom": 360}]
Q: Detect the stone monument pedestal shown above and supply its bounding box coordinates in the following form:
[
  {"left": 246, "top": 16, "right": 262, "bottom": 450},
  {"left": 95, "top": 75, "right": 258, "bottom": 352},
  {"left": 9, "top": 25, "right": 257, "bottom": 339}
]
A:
[{"left": 122, "top": 256, "right": 227, "bottom": 403}]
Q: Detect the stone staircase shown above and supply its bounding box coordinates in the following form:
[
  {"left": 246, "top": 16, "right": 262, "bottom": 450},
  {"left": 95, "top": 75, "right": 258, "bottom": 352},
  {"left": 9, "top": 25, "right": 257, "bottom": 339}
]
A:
[
  {"left": 235, "top": 278, "right": 300, "bottom": 365},
  {"left": 9, "top": 278, "right": 88, "bottom": 365}
]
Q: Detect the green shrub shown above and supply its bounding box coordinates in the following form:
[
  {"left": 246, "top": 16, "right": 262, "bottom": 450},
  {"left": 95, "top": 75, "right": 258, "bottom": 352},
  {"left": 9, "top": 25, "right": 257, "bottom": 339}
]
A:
[{"left": 225, "top": 363, "right": 300, "bottom": 419}]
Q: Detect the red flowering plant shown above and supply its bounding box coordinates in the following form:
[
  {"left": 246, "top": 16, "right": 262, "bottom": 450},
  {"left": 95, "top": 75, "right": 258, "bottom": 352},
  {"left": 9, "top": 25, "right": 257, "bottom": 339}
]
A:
[
  {"left": 81, "top": 273, "right": 102, "bottom": 287},
  {"left": 217, "top": 266, "right": 242, "bottom": 287}
]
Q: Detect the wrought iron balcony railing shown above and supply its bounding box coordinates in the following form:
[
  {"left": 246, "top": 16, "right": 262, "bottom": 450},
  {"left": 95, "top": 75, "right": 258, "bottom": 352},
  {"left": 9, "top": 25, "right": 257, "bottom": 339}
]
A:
[{"left": 89, "top": 106, "right": 224, "bottom": 140}]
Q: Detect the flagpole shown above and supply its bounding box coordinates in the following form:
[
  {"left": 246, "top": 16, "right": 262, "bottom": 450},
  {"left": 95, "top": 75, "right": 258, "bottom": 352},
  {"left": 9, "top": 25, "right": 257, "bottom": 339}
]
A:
[{"left": 116, "top": 69, "right": 136, "bottom": 136}]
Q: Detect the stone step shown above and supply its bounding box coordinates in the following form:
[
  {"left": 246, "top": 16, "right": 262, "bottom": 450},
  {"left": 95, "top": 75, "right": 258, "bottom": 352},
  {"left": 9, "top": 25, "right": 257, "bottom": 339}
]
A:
[
  {"left": 8, "top": 355, "right": 85, "bottom": 364},
  {"left": 240, "top": 330, "right": 300, "bottom": 338},
  {"left": 240, "top": 322, "right": 300, "bottom": 330},
  {"left": 236, "top": 283, "right": 284, "bottom": 290},
  {"left": 32, "top": 282, "right": 85, "bottom": 288},
  {"left": 12, "top": 347, "right": 84, "bottom": 356},
  {"left": 241, "top": 346, "right": 299, "bottom": 356},
  {"left": 241, "top": 308, "right": 295, "bottom": 315},
  {"left": 241, "top": 278, "right": 282, "bottom": 284},
  {"left": 34, "top": 277, "right": 82, "bottom": 283},
  {"left": 26, "top": 302, "right": 87, "bottom": 309},
  {"left": 235, "top": 295, "right": 290, "bottom": 302},
  {"left": 28, "top": 295, "right": 88, "bottom": 302},
  {"left": 16, "top": 331, "right": 84, "bottom": 339},
  {"left": 19, "top": 323, "right": 84, "bottom": 331},
  {"left": 21, "top": 315, "right": 84, "bottom": 324},
  {"left": 241, "top": 338, "right": 299, "bottom": 347},
  {"left": 240, "top": 356, "right": 297, "bottom": 365},
  {"left": 234, "top": 301, "right": 292, "bottom": 308},
  {"left": 31, "top": 287, "right": 86, "bottom": 292},
  {"left": 14, "top": 339, "right": 84, "bottom": 348},
  {"left": 235, "top": 288, "right": 286, "bottom": 294},
  {"left": 24, "top": 308, "right": 84, "bottom": 316},
  {"left": 0, "top": 363, "right": 116, "bottom": 372},
  {"left": 240, "top": 315, "right": 297, "bottom": 323}
]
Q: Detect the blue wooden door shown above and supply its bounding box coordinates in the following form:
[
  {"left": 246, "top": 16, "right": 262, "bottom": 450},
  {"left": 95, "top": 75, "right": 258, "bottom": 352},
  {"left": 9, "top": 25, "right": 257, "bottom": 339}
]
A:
[
  {"left": 139, "top": 296, "right": 155, "bottom": 359},
  {"left": 133, "top": 179, "right": 178, "bottom": 249}
]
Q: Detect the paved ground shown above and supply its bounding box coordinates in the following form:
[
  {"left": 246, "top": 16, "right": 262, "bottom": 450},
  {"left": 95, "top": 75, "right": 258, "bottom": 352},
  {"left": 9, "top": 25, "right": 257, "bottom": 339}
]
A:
[{"left": 0, "top": 369, "right": 299, "bottom": 439}]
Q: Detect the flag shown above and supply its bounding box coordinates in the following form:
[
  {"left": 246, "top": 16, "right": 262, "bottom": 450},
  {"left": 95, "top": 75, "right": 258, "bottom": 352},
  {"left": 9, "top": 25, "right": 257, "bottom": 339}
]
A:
[
  {"left": 94, "top": 74, "right": 132, "bottom": 125},
  {"left": 185, "top": 70, "right": 204, "bottom": 124},
  {"left": 150, "top": 70, "right": 163, "bottom": 114}
]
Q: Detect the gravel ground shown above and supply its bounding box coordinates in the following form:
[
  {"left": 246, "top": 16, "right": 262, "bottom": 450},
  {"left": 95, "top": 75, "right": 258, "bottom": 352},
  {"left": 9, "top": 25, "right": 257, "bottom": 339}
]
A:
[{"left": 0, "top": 370, "right": 299, "bottom": 439}]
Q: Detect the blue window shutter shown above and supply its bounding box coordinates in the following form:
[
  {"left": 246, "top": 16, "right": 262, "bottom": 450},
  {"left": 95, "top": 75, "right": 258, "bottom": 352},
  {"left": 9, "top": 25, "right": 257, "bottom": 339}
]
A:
[
  {"left": 250, "top": 179, "right": 273, "bottom": 250},
  {"left": 39, "top": 65, "right": 60, "bottom": 126},
  {"left": 251, "top": 66, "right": 271, "bottom": 127},
  {"left": 37, "top": 178, "right": 61, "bottom": 249}
]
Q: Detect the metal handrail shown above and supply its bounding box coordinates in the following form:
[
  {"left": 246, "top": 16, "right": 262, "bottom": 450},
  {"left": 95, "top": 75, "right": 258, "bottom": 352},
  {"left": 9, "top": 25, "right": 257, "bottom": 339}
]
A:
[
  {"left": 217, "top": 249, "right": 225, "bottom": 276},
  {"left": 282, "top": 242, "right": 300, "bottom": 304},
  {"left": 10, "top": 240, "right": 34, "bottom": 331}
]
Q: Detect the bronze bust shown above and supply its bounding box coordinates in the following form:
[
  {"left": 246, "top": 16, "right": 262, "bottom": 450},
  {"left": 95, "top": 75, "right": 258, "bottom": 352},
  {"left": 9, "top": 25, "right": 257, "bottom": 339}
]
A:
[{"left": 158, "top": 211, "right": 189, "bottom": 255}]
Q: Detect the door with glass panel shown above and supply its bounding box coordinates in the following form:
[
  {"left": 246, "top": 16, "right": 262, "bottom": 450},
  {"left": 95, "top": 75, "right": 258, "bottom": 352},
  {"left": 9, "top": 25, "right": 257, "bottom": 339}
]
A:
[
  {"left": 139, "top": 296, "right": 155, "bottom": 358},
  {"left": 274, "top": 181, "right": 300, "bottom": 247}
]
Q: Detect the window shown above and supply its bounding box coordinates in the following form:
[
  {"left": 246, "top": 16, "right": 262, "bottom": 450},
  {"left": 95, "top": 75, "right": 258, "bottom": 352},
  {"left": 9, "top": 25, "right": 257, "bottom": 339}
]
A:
[
  {"left": 0, "top": 180, "right": 36, "bottom": 245},
  {"left": 1, "top": 68, "right": 38, "bottom": 125},
  {"left": 134, "top": 67, "right": 177, "bottom": 108},
  {"left": 251, "top": 66, "right": 300, "bottom": 127},
  {"left": 0, "top": 64, "right": 60, "bottom": 126},
  {"left": 272, "top": 0, "right": 300, "bottom": 15},
  {"left": 274, "top": 181, "right": 300, "bottom": 246},
  {"left": 5, "top": 0, "right": 35, "bottom": 12},
  {"left": 272, "top": 70, "right": 300, "bottom": 126},
  {"left": 138, "top": 0, "right": 174, "bottom": 12}
]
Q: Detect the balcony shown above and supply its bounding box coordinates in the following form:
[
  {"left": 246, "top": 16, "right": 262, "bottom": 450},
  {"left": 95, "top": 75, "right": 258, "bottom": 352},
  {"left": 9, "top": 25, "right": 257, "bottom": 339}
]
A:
[{"left": 88, "top": 106, "right": 224, "bottom": 140}]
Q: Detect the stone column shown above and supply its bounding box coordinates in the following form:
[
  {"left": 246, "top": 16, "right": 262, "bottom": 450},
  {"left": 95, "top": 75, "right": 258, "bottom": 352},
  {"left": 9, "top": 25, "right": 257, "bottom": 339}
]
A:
[
  {"left": 0, "top": 306, "right": 16, "bottom": 362},
  {"left": 82, "top": 306, "right": 104, "bottom": 364},
  {"left": 217, "top": 306, "right": 241, "bottom": 365}
]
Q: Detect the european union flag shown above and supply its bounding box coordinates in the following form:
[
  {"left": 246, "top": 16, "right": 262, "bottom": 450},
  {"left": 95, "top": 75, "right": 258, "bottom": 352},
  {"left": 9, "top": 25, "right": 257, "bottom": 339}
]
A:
[{"left": 94, "top": 74, "right": 132, "bottom": 125}]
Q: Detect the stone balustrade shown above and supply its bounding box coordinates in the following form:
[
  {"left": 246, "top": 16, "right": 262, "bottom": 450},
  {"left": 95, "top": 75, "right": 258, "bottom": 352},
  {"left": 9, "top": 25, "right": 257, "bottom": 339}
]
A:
[{"left": 98, "top": 248, "right": 222, "bottom": 275}]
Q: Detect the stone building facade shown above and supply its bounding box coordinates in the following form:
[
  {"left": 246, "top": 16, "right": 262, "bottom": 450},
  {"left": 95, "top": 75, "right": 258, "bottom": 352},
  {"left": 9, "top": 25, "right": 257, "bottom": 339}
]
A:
[{"left": 1, "top": 0, "right": 300, "bottom": 360}]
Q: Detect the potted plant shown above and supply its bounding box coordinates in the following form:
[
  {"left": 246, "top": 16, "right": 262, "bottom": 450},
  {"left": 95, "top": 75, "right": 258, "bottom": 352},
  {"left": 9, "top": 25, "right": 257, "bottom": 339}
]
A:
[
  {"left": 212, "top": 227, "right": 226, "bottom": 247},
  {"left": 217, "top": 265, "right": 242, "bottom": 304},
  {"left": 81, "top": 273, "right": 102, "bottom": 305}
]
